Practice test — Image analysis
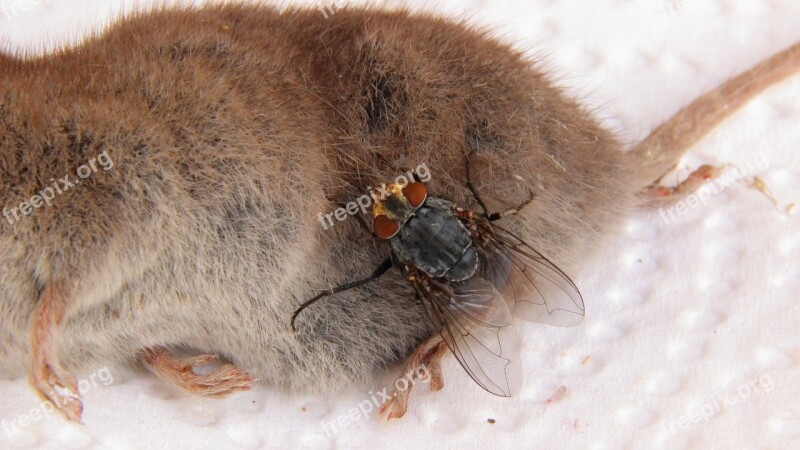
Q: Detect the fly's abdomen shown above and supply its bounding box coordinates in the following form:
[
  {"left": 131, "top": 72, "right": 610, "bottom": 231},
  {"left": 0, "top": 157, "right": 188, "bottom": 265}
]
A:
[{"left": 392, "top": 205, "right": 479, "bottom": 281}]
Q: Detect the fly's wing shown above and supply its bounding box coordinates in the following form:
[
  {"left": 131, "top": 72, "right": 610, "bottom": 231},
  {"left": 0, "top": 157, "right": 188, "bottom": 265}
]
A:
[
  {"left": 474, "top": 221, "right": 585, "bottom": 327},
  {"left": 412, "top": 275, "right": 522, "bottom": 397}
]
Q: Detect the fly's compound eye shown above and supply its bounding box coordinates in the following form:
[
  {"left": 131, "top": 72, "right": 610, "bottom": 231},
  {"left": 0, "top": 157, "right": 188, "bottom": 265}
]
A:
[
  {"left": 402, "top": 182, "right": 427, "bottom": 208},
  {"left": 373, "top": 214, "right": 400, "bottom": 240}
]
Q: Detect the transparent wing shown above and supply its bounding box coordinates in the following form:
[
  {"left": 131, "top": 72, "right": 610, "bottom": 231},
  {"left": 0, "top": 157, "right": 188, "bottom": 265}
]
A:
[
  {"left": 411, "top": 274, "right": 522, "bottom": 397},
  {"left": 474, "top": 221, "right": 585, "bottom": 327}
]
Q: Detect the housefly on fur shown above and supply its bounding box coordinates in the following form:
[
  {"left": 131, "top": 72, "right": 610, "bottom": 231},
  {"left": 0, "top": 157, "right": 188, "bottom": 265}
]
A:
[{"left": 291, "top": 155, "right": 585, "bottom": 400}]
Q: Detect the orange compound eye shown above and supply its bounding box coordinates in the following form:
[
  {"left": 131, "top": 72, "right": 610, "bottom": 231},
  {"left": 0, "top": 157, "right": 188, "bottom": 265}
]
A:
[
  {"left": 373, "top": 215, "right": 400, "bottom": 240},
  {"left": 402, "top": 182, "right": 427, "bottom": 208}
]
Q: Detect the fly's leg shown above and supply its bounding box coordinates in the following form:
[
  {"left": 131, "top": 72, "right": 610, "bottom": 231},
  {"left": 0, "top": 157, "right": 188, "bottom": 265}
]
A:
[
  {"left": 464, "top": 151, "right": 495, "bottom": 215},
  {"left": 141, "top": 347, "right": 253, "bottom": 398},
  {"left": 483, "top": 199, "right": 534, "bottom": 222},
  {"left": 379, "top": 333, "right": 448, "bottom": 421},
  {"left": 29, "top": 280, "right": 83, "bottom": 423},
  {"left": 291, "top": 257, "right": 394, "bottom": 333},
  {"left": 464, "top": 151, "right": 533, "bottom": 222}
]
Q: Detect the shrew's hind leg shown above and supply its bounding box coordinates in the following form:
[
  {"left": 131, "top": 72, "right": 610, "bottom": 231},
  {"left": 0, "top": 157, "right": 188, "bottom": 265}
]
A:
[
  {"left": 379, "top": 333, "right": 448, "bottom": 421},
  {"left": 639, "top": 164, "right": 722, "bottom": 208}
]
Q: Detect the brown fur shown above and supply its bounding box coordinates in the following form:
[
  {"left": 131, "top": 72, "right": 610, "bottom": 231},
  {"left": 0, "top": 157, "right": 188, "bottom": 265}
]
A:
[{"left": 0, "top": 3, "right": 797, "bottom": 416}]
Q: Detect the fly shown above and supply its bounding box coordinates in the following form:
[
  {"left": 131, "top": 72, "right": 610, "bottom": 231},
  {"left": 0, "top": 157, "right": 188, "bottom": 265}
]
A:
[{"left": 291, "top": 154, "right": 585, "bottom": 398}]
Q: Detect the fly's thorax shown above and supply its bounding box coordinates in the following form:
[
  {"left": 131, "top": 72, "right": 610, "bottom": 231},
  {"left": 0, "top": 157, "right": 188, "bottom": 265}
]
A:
[{"left": 390, "top": 202, "right": 479, "bottom": 281}]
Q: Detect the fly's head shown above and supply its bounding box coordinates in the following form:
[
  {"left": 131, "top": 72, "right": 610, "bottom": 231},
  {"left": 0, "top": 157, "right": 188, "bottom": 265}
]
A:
[{"left": 371, "top": 182, "right": 428, "bottom": 240}]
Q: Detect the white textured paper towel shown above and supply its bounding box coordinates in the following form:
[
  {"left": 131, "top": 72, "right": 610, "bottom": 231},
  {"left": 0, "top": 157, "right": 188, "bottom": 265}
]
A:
[{"left": 1, "top": 0, "right": 798, "bottom": 448}]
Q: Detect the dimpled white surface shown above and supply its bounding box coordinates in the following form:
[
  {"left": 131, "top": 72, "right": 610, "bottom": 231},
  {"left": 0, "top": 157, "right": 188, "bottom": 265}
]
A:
[{"left": 1, "top": 0, "right": 798, "bottom": 449}]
